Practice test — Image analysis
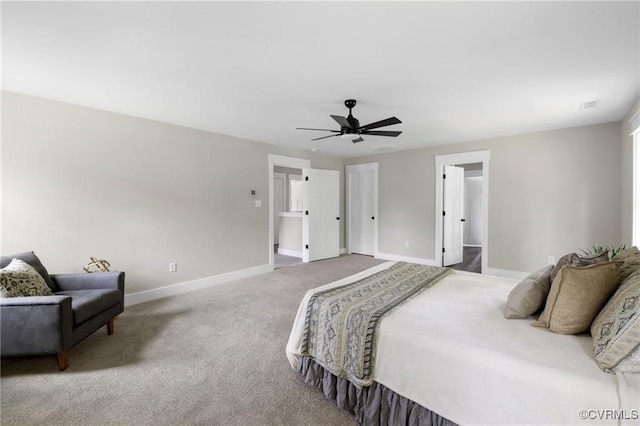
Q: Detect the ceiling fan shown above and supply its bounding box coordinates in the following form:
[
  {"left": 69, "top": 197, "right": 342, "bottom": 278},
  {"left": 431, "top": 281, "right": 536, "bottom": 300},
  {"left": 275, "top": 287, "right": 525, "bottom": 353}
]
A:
[{"left": 297, "top": 99, "right": 402, "bottom": 143}]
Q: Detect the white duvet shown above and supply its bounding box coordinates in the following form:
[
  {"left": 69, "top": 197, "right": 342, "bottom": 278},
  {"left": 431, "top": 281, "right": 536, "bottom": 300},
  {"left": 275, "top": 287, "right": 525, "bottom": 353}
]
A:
[{"left": 286, "top": 262, "right": 640, "bottom": 426}]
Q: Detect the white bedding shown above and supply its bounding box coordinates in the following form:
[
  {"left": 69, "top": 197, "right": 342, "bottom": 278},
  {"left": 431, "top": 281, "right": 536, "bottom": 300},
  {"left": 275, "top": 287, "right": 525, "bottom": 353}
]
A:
[{"left": 286, "top": 262, "right": 640, "bottom": 426}]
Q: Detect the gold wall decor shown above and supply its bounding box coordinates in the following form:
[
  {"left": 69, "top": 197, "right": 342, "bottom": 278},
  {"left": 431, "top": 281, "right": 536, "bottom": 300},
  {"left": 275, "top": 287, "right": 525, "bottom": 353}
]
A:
[{"left": 84, "top": 257, "right": 111, "bottom": 273}]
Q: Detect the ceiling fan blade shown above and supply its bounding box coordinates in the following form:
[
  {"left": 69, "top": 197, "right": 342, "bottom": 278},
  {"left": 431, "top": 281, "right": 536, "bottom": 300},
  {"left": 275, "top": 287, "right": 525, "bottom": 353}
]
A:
[
  {"left": 352, "top": 137, "right": 364, "bottom": 143},
  {"left": 296, "top": 127, "right": 340, "bottom": 132},
  {"left": 360, "top": 130, "right": 402, "bottom": 137},
  {"left": 311, "top": 134, "right": 341, "bottom": 141},
  {"left": 359, "top": 117, "right": 402, "bottom": 131},
  {"left": 330, "top": 115, "right": 352, "bottom": 129}
]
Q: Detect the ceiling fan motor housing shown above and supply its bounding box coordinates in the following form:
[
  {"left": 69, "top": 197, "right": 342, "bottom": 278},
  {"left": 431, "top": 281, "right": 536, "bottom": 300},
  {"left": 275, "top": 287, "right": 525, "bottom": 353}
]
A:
[{"left": 344, "top": 99, "right": 357, "bottom": 109}]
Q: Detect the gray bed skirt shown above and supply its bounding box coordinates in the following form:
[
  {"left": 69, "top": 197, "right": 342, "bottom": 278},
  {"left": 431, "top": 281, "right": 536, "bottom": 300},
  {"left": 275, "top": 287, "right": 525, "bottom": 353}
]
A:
[{"left": 297, "top": 356, "right": 458, "bottom": 426}]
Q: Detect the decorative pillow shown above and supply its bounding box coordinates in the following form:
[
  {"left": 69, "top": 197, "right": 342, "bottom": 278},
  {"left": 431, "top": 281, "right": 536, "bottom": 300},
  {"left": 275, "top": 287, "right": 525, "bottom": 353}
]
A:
[
  {"left": 0, "top": 258, "right": 54, "bottom": 297},
  {"left": 504, "top": 265, "right": 553, "bottom": 319},
  {"left": 533, "top": 261, "right": 622, "bottom": 334},
  {"left": 550, "top": 251, "right": 609, "bottom": 284},
  {"left": 613, "top": 246, "right": 640, "bottom": 281},
  {"left": 0, "top": 251, "right": 56, "bottom": 291},
  {"left": 591, "top": 269, "right": 640, "bottom": 373}
]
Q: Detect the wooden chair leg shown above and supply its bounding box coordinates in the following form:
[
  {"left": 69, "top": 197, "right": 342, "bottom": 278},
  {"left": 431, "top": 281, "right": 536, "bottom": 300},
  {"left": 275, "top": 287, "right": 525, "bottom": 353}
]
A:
[
  {"left": 58, "top": 351, "right": 69, "bottom": 371},
  {"left": 107, "top": 318, "right": 115, "bottom": 335}
]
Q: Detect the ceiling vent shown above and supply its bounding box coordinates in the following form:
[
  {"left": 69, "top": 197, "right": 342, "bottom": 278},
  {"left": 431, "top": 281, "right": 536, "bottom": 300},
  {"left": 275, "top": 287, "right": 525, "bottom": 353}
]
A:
[{"left": 580, "top": 100, "right": 598, "bottom": 110}]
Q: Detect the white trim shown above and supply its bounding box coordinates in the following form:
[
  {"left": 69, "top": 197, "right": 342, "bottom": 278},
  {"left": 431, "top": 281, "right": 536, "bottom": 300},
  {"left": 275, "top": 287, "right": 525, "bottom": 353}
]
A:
[
  {"left": 633, "top": 133, "right": 639, "bottom": 246},
  {"left": 268, "top": 155, "right": 311, "bottom": 269},
  {"left": 375, "top": 252, "right": 438, "bottom": 266},
  {"left": 345, "top": 162, "right": 379, "bottom": 257},
  {"left": 435, "top": 150, "right": 490, "bottom": 273},
  {"left": 483, "top": 267, "right": 528, "bottom": 280},
  {"left": 629, "top": 108, "right": 640, "bottom": 135},
  {"left": 124, "top": 263, "right": 273, "bottom": 306},
  {"left": 277, "top": 248, "right": 302, "bottom": 258}
]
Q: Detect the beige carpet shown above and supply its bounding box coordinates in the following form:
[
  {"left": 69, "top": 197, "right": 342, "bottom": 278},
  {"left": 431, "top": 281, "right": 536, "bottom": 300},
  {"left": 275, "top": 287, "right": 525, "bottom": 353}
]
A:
[{"left": 1, "top": 254, "right": 385, "bottom": 425}]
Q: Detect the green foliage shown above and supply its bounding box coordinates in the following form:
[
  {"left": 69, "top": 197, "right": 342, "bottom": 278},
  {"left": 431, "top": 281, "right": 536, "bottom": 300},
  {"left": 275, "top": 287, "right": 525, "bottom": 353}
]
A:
[{"left": 579, "top": 244, "right": 626, "bottom": 261}]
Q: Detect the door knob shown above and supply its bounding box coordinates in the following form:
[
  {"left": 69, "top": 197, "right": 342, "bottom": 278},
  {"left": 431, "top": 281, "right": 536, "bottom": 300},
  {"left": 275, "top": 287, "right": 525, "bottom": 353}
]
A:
[
  {"left": 461, "top": 218, "right": 466, "bottom": 222},
  {"left": 371, "top": 216, "right": 375, "bottom": 220},
  {"left": 336, "top": 217, "right": 340, "bottom": 220}
]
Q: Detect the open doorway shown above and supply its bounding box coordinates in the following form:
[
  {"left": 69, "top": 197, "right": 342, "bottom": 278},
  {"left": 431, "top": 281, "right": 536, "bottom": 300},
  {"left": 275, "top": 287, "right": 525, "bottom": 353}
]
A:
[
  {"left": 268, "top": 155, "right": 340, "bottom": 270},
  {"left": 449, "top": 163, "right": 483, "bottom": 273},
  {"left": 435, "top": 151, "right": 490, "bottom": 274},
  {"left": 274, "top": 166, "right": 304, "bottom": 269},
  {"left": 268, "top": 155, "right": 310, "bottom": 270}
]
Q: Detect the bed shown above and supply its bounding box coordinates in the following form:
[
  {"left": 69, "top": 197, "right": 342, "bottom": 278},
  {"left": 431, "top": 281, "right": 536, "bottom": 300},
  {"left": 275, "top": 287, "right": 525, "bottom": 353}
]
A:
[{"left": 286, "top": 261, "right": 640, "bottom": 426}]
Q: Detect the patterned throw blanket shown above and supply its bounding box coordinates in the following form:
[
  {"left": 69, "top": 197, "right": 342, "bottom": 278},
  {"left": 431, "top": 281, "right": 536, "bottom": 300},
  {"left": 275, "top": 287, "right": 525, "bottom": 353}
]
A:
[{"left": 300, "top": 262, "right": 451, "bottom": 387}]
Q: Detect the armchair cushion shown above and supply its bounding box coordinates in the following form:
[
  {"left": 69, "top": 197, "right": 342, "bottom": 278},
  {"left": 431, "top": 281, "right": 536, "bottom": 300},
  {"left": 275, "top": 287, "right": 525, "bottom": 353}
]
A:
[
  {"left": 56, "top": 289, "right": 122, "bottom": 326},
  {"left": 0, "top": 251, "right": 57, "bottom": 291},
  {"left": 0, "top": 258, "right": 54, "bottom": 297}
]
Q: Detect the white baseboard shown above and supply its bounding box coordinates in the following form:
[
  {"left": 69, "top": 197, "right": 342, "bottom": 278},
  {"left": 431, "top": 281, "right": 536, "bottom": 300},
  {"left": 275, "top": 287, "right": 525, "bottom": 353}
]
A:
[
  {"left": 375, "top": 252, "right": 527, "bottom": 280},
  {"left": 124, "top": 263, "right": 273, "bottom": 307},
  {"left": 375, "top": 252, "right": 438, "bottom": 266},
  {"left": 277, "top": 248, "right": 302, "bottom": 258},
  {"left": 483, "top": 267, "right": 528, "bottom": 280}
]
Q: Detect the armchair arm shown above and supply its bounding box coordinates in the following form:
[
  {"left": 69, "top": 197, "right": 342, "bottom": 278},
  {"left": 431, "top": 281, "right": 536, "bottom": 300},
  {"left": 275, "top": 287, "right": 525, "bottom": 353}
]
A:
[
  {"left": 0, "top": 295, "right": 70, "bottom": 307},
  {"left": 51, "top": 271, "right": 125, "bottom": 294},
  {"left": 0, "top": 296, "right": 73, "bottom": 356}
]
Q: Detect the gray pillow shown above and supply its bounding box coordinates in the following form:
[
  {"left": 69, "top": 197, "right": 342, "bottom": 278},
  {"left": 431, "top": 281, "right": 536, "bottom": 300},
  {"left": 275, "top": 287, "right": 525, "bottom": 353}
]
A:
[
  {"left": 504, "top": 265, "right": 553, "bottom": 319},
  {"left": 591, "top": 269, "right": 640, "bottom": 373},
  {"left": 550, "top": 251, "right": 609, "bottom": 283}
]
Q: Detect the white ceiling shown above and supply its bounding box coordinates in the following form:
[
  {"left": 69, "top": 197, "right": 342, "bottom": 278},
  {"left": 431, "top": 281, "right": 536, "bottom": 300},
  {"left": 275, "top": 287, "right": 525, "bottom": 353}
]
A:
[{"left": 2, "top": 1, "right": 639, "bottom": 158}]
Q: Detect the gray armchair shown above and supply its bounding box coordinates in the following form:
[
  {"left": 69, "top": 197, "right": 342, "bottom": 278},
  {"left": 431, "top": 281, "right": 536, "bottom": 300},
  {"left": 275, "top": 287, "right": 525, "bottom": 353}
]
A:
[{"left": 1, "top": 251, "right": 124, "bottom": 370}]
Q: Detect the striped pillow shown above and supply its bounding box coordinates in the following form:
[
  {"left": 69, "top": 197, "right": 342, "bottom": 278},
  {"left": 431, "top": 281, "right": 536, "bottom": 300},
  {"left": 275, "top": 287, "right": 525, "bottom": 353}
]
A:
[{"left": 592, "top": 269, "right": 640, "bottom": 373}]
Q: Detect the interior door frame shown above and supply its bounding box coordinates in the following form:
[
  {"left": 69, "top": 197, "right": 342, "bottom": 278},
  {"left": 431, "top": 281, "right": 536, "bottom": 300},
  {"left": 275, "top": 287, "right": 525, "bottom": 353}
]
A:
[
  {"left": 268, "top": 154, "right": 311, "bottom": 270},
  {"left": 345, "top": 162, "right": 379, "bottom": 256},
  {"left": 434, "top": 150, "right": 490, "bottom": 272}
]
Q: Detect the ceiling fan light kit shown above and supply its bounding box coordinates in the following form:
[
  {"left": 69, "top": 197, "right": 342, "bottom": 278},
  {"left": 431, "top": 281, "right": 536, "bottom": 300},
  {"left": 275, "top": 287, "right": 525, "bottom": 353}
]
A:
[{"left": 297, "top": 99, "right": 402, "bottom": 144}]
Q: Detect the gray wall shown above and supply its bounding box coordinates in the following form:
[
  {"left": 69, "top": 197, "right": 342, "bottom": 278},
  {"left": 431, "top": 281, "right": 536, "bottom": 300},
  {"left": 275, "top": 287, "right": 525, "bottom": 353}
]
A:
[
  {"left": 1, "top": 92, "right": 344, "bottom": 294},
  {"left": 346, "top": 121, "right": 624, "bottom": 273},
  {"left": 2, "top": 91, "right": 634, "bottom": 296}
]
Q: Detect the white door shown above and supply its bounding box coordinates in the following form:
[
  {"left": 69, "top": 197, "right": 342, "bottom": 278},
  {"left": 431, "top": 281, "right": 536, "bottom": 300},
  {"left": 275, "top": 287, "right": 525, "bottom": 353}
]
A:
[
  {"left": 347, "top": 168, "right": 376, "bottom": 256},
  {"left": 442, "top": 165, "right": 464, "bottom": 266},
  {"left": 303, "top": 169, "right": 340, "bottom": 262}
]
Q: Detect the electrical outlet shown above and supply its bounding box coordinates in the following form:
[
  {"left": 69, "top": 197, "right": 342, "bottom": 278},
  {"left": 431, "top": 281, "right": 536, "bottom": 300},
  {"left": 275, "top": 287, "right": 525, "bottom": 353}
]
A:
[
  {"left": 547, "top": 256, "right": 555, "bottom": 265},
  {"left": 169, "top": 262, "right": 177, "bottom": 272}
]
